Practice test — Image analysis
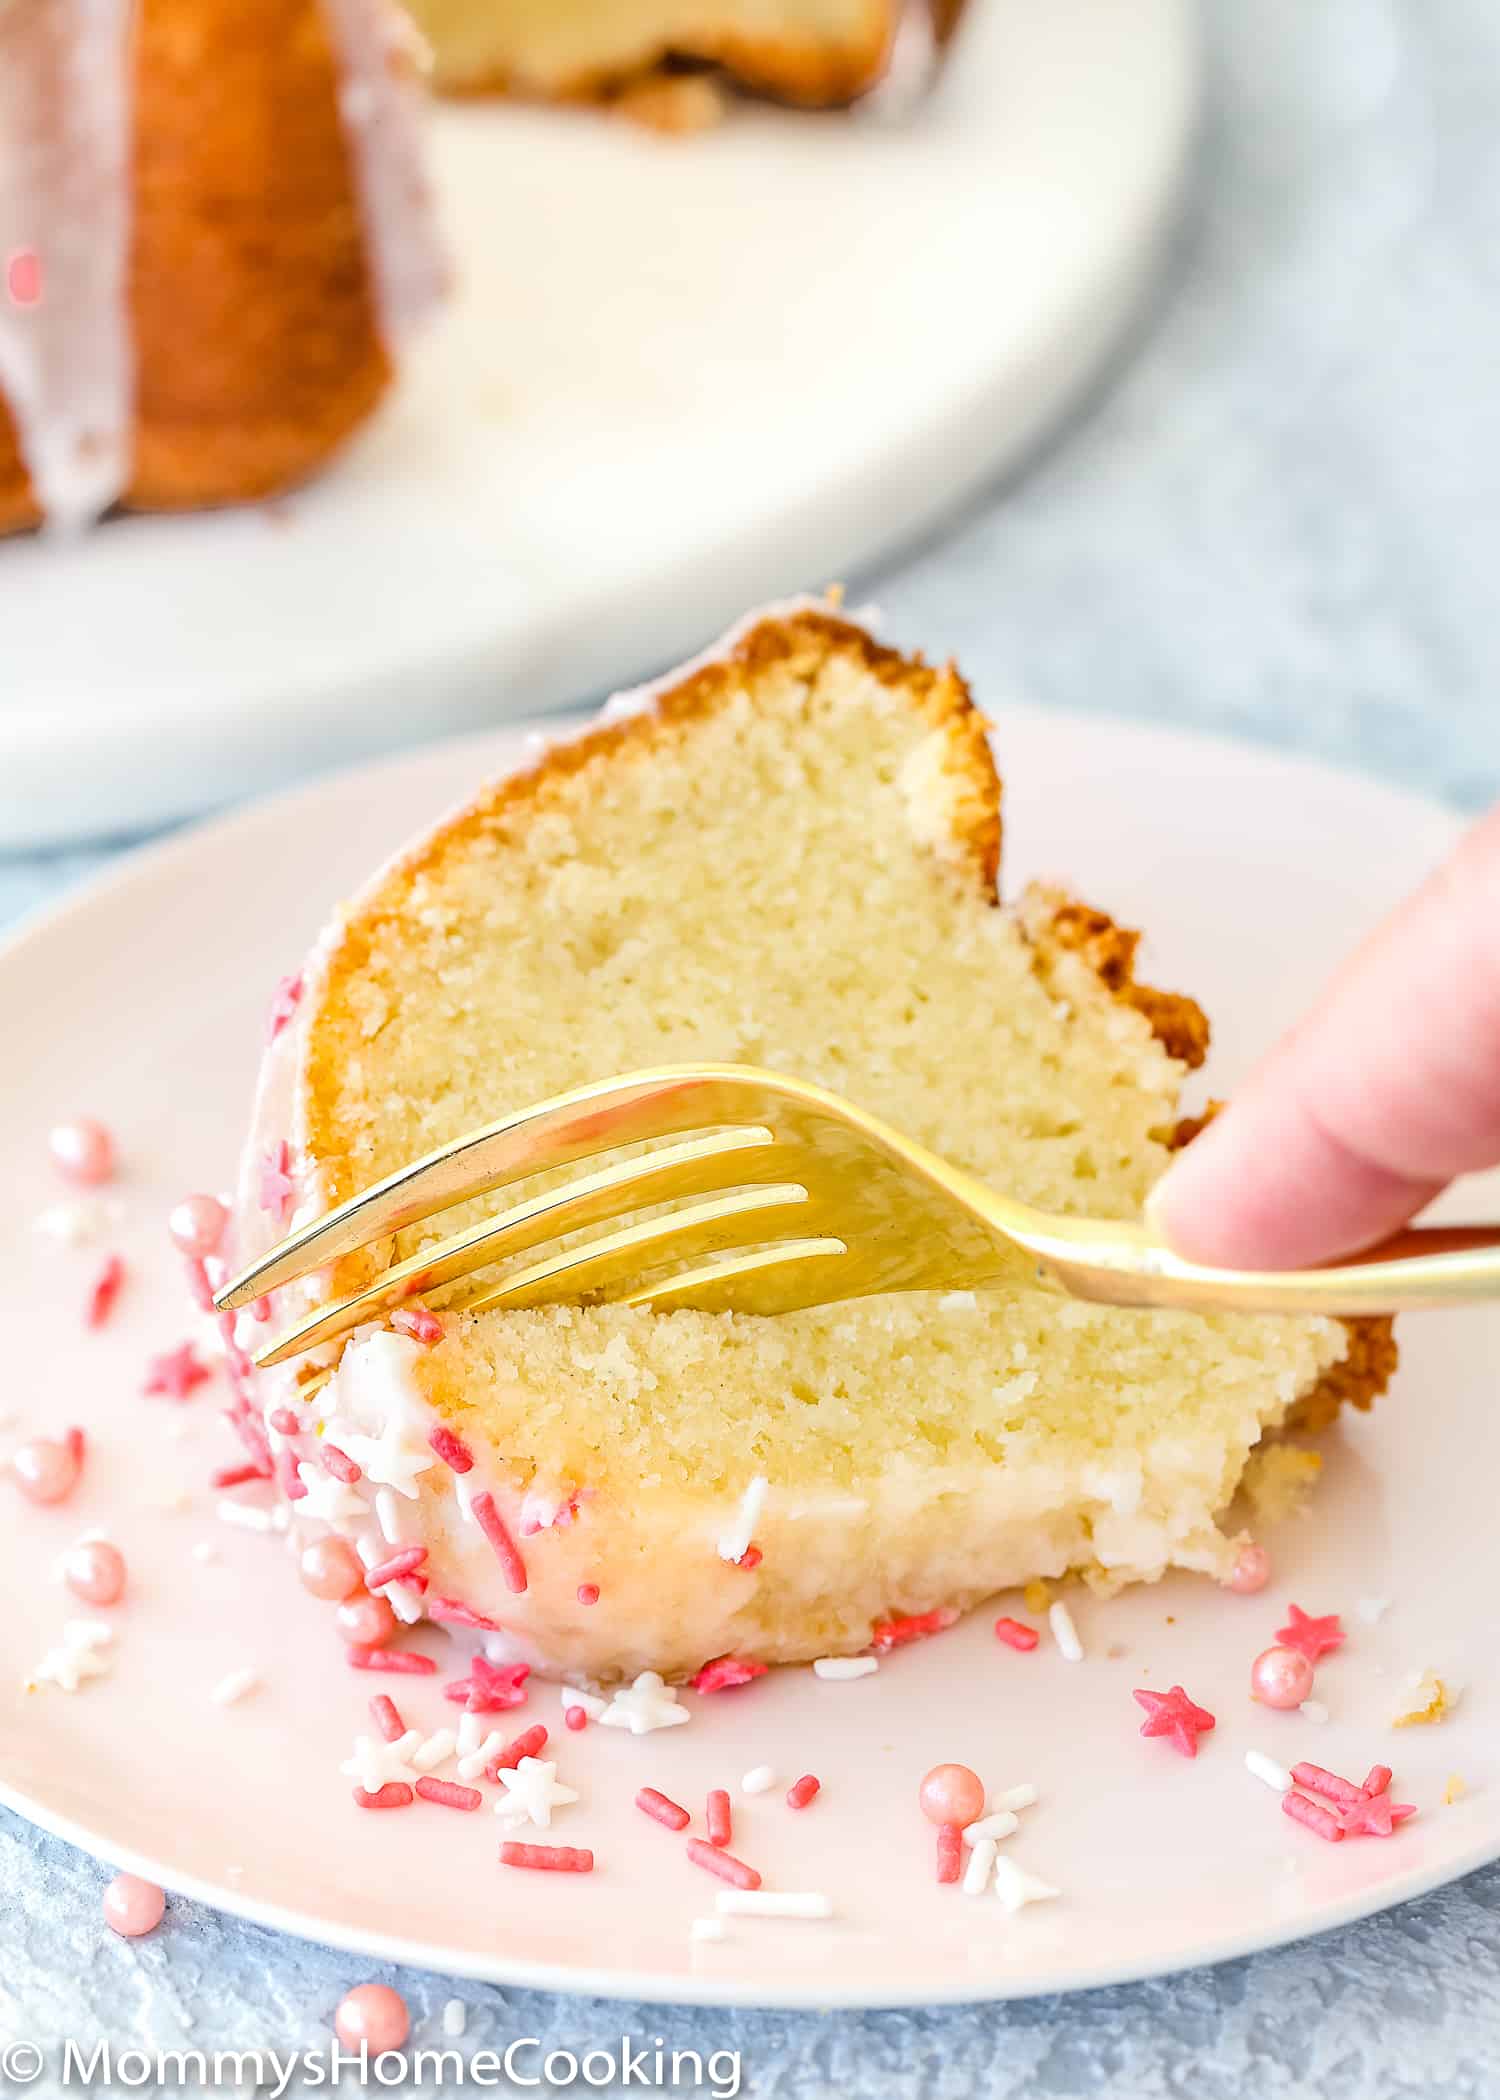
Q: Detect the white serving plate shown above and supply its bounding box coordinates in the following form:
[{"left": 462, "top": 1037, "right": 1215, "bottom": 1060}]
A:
[
  {"left": 1, "top": 701, "right": 1493, "bottom": 2008},
  {"left": 0, "top": 0, "right": 1194, "bottom": 847}
]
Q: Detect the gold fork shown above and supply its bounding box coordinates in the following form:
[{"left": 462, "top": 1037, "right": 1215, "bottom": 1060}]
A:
[{"left": 217, "top": 1063, "right": 1500, "bottom": 1367}]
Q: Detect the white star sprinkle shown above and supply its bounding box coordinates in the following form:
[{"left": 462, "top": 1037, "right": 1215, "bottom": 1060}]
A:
[
  {"left": 295, "top": 1463, "right": 367, "bottom": 1527},
  {"left": 492, "top": 1756, "right": 579, "bottom": 1829},
  {"left": 599, "top": 1671, "right": 691, "bottom": 1736},
  {"left": 27, "top": 1620, "right": 114, "bottom": 1693},
  {"left": 339, "top": 1730, "right": 422, "bottom": 1792},
  {"left": 337, "top": 1421, "right": 434, "bottom": 1500},
  {"left": 992, "top": 1858, "right": 1059, "bottom": 1913}
]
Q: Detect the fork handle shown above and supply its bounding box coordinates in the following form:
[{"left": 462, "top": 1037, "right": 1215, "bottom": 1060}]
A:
[{"left": 1011, "top": 1215, "right": 1500, "bottom": 1316}]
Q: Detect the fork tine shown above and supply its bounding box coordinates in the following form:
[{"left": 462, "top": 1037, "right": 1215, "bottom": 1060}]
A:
[
  {"left": 251, "top": 1128, "right": 798, "bottom": 1367},
  {"left": 217, "top": 1066, "right": 778, "bottom": 1313},
  {"left": 621, "top": 1241, "right": 853, "bottom": 1317},
  {"left": 452, "top": 1185, "right": 826, "bottom": 1315}
]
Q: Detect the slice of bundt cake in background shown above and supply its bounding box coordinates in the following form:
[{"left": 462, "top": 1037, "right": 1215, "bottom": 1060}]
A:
[
  {"left": 230, "top": 606, "right": 1395, "bottom": 1684},
  {"left": 402, "top": 0, "right": 959, "bottom": 108},
  {"left": 0, "top": 0, "right": 443, "bottom": 534}
]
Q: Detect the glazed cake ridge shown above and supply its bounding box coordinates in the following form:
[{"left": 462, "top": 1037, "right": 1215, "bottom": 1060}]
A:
[{"left": 226, "top": 605, "right": 1393, "bottom": 1683}]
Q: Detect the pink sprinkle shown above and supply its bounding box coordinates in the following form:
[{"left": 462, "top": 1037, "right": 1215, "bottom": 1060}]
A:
[
  {"left": 64, "top": 1426, "right": 86, "bottom": 1467},
  {"left": 1282, "top": 1791, "right": 1344, "bottom": 1843},
  {"left": 1133, "top": 1684, "right": 1217, "bottom": 1759},
  {"left": 258, "top": 1141, "right": 295, "bottom": 1226},
  {"left": 11, "top": 1437, "right": 80, "bottom": 1504},
  {"left": 685, "top": 1839, "right": 760, "bottom": 1890},
  {"left": 1338, "top": 1788, "right": 1417, "bottom": 1838},
  {"left": 871, "top": 1607, "right": 960, "bottom": 1653},
  {"left": 427, "top": 1594, "right": 502, "bottom": 1632},
  {"left": 1275, "top": 1604, "right": 1346, "bottom": 1663},
  {"left": 1363, "top": 1765, "right": 1393, "bottom": 1797},
  {"left": 736, "top": 1545, "right": 763, "bottom": 1571},
  {"left": 364, "top": 1546, "right": 428, "bottom": 1589},
  {"left": 103, "top": 1873, "right": 164, "bottom": 1938},
  {"left": 500, "top": 1842, "right": 593, "bottom": 1873},
  {"left": 368, "top": 1694, "right": 406, "bottom": 1743},
  {"left": 169, "top": 1194, "right": 228, "bottom": 1259},
  {"left": 787, "top": 1774, "right": 821, "bottom": 1811},
  {"left": 183, "top": 1255, "right": 216, "bottom": 1312},
  {"left": 212, "top": 1460, "right": 270, "bottom": 1489},
  {"left": 428, "top": 1424, "right": 473, "bottom": 1473},
  {"left": 266, "top": 972, "right": 303, "bottom": 1043},
  {"left": 471, "top": 1491, "right": 528, "bottom": 1594},
  {"left": 335, "top": 1985, "right": 408, "bottom": 2054},
  {"left": 577, "top": 1583, "right": 600, "bottom": 1607},
  {"left": 1290, "top": 1762, "right": 1364, "bottom": 1810},
  {"left": 488, "top": 1724, "right": 550, "bottom": 1776},
  {"left": 391, "top": 1304, "right": 443, "bottom": 1345},
  {"left": 86, "top": 1254, "right": 126, "bottom": 1330},
  {"left": 64, "top": 1538, "right": 127, "bottom": 1607},
  {"left": 564, "top": 1706, "right": 588, "bottom": 1732},
  {"left": 267, "top": 1407, "right": 300, "bottom": 1435},
  {"left": 276, "top": 1446, "right": 307, "bottom": 1501},
  {"left": 993, "top": 1616, "right": 1040, "bottom": 1652},
  {"left": 321, "top": 1443, "right": 361, "bottom": 1483},
  {"left": 347, "top": 1648, "right": 438, "bottom": 1675},
  {"left": 691, "top": 1654, "right": 768, "bottom": 1695},
  {"left": 250, "top": 1295, "right": 273, "bottom": 1323},
  {"left": 637, "top": 1787, "right": 691, "bottom": 1832},
  {"left": 444, "top": 1654, "right": 530, "bottom": 1712},
  {"left": 7, "top": 247, "right": 43, "bottom": 309},
  {"left": 415, "top": 1776, "right": 482, "bottom": 1812},
  {"left": 706, "top": 1790, "right": 732, "bottom": 1847},
  {"left": 935, "top": 1824, "right": 962, "bottom": 1884},
  {"left": 143, "top": 1341, "right": 212, "bottom": 1401},
  {"left": 354, "top": 1782, "right": 414, "bottom": 1810},
  {"left": 49, "top": 1117, "right": 114, "bottom": 1186}
]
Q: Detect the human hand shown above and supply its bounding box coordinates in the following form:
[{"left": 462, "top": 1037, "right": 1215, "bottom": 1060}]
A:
[{"left": 1151, "top": 799, "right": 1500, "bottom": 1269}]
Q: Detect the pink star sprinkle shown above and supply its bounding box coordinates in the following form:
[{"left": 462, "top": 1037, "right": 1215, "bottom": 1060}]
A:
[
  {"left": 1338, "top": 1790, "right": 1416, "bottom": 1839},
  {"left": 266, "top": 972, "right": 303, "bottom": 1042},
  {"left": 1133, "top": 1684, "right": 1217, "bottom": 1758},
  {"left": 258, "top": 1141, "right": 295, "bottom": 1225},
  {"left": 143, "top": 1341, "right": 212, "bottom": 1401},
  {"left": 7, "top": 248, "right": 41, "bottom": 306},
  {"left": 442, "top": 1654, "right": 530, "bottom": 1713},
  {"left": 691, "top": 1655, "right": 768, "bottom": 1694},
  {"left": 1275, "top": 1604, "right": 1346, "bottom": 1662}
]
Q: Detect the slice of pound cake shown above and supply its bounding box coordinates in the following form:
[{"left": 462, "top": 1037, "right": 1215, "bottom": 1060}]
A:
[{"left": 230, "top": 607, "right": 1395, "bottom": 1683}]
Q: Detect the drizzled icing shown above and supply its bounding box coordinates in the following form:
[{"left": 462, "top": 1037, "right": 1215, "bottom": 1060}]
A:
[{"left": 0, "top": 0, "right": 442, "bottom": 531}]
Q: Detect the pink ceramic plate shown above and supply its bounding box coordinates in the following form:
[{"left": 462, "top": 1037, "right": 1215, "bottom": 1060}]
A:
[{"left": 1, "top": 707, "right": 1494, "bottom": 2008}]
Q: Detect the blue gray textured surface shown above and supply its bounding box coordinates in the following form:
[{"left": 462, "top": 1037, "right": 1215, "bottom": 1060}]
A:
[{"left": 3, "top": 2, "right": 1499, "bottom": 2094}]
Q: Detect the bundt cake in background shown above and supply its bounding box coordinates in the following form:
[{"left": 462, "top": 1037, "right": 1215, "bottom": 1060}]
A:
[
  {"left": 400, "top": 0, "right": 964, "bottom": 109},
  {"left": 0, "top": 0, "right": 444, "bottom": 534}
]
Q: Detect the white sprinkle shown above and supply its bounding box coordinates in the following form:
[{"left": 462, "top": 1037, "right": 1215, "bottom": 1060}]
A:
[
  {"left": 211, "top": 1667, "right": 260, "bottom": 1707},
  {"left": 410, "top": 1730, "right": 457, "bottom": 1773},
  {"left": 989, "top": 1783, "right": 1039, "bottom": 1815},
  {"left": 456, "top": 1733, "right": 505, "bottom": 1783},
  {"left": 441, "top": 2001, "right": 466, "bottom": 2039},
  {"left": 456, "top": 1710, "right": 484, "bottom": 1756},
  {"left": 812, "top": 1656, "right": 879, "bottom": 1681},
  {"left": 1300, "top": 1699, "right": 1329, "bottom": 1725},
  {"left": 963, "top": 1838, "right": 997, "bottom": 1896},
  {"left": 560, "top": 1684, "right": 608, "bottom": 1722},
  {"left": 385, "top": 1580, "right": 424, "bottom": 1625},
  {"left": 190, "top": 1540, "right": 221, "bottom": 1565},
  {"left": 690, "top": 1917, "right": 726, "bottom": 1943},
  {"left": 962, "top": 1810, "right": 1019, "bottom": 1845},
  {"left": 375, "top": 1487, "right": 407, "bottom": 1545},
  {"left": 1357, "top": 1596, "right": 1392, "bottom": 1625},
  {"left": 33, "top": 1195, "right": 125, "bottom": 1246},
  {"left": 993, "top": 1858, "right": 1059, "bottom": 1913},
  {"left": 717, "top": 1475, "right": 768, "bottom": 1564},
  {"left": 1245, "top": 1750, "right": 1294, "bottom": 1794},
  {"left": 714, "top": 1891, "right": 834, "bottom": 1920},
  {"left": 939, "top": 1291, "right": 978, "bottom": 1311},
  {"left": 216, "top": 1500, "right": 276, "bottom": 1533},
  {"left": 1048, "top": 1600, "right": 1084, "bottom": 1663},
  {"left": 741, "top": 1765, "right": 777, "bottom": 1796},
  {"left": 454, "top": 1470, "right": 481, "bottom": 1525}
]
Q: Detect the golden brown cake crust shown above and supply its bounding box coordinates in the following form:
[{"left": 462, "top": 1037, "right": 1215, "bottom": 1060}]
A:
[{"left": 1, "top": 0, "right": 391, "bottom": 534}]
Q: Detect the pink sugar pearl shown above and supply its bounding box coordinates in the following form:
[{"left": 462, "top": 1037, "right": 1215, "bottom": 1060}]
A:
[
  {"left": 918, "top": 1763, "right": 986, "bottom": 1827},
  {"left": 301, "top": 1537, "right": 365, "bottom": 1603},
  {"left": 11, "top": 1437, "right": 80, "bottom": 1506},
  {"left": 168, "top": 1193, "right": 229, "bottom": 1259},
  {"left": 103, "top": 1873, "right": 165, "bottom": 1938},
  {"left": 336, "top": 1592, "right": 398, "bottom": 1648},
  {"left": 334, "top": 1985, "right": 410, "bottom": 2054},
  {"left": 64, "top": 1539, "right": 127, "bottom": 1606},
  {"left": 1227, "top": 1543, "right": 1271, "bottom": 1594},
  {"left": 49, "top": 1117, "right": 115, "bottom": 1186},
  {"left": 1251, "top": 1644, "right": 1315, "bottom": 1709}
]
